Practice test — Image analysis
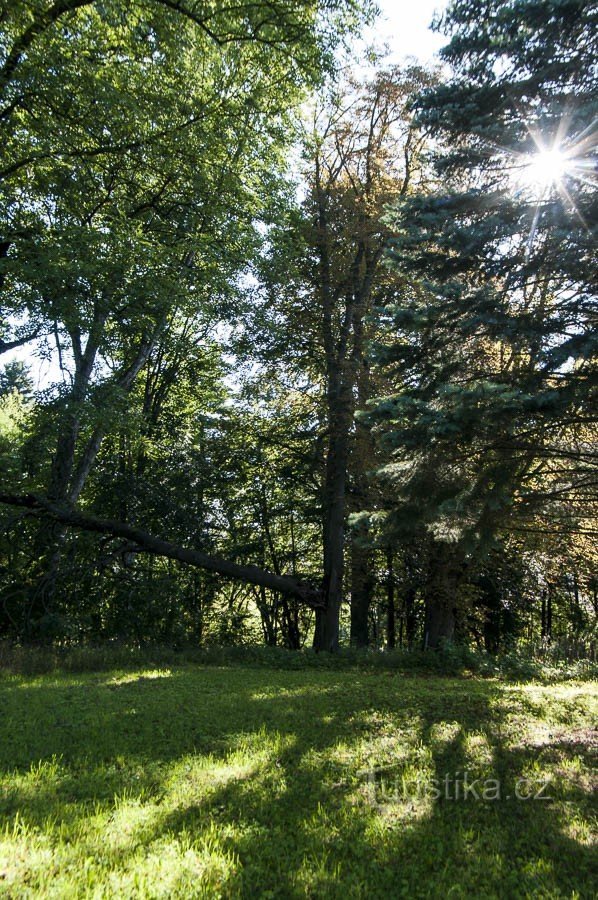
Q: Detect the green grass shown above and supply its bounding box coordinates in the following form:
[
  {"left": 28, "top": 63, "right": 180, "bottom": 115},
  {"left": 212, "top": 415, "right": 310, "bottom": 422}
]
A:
[
  {"left": 0, "top": 665, "right": 595, "bottom": 898},
  {"left": 1, "top": 641, "right": 595, "bottom": 682}
]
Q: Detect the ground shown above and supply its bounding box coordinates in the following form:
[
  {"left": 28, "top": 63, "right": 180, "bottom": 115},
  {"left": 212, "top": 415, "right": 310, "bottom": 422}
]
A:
[{"left": 0, "top": 665, "right": 595, "bottom": 898}]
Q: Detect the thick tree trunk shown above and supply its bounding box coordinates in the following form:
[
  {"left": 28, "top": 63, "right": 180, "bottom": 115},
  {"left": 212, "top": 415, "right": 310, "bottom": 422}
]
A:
[
  {"left": 311, "top": 123, "right": 387, "bottom": 651},
  {"left": 314, "top": 384, "right": 352, "bottom": 652},
  {"left": 423, "top": 542, "right": 460, "bottom": 650},
  {"left": 316, "top": 455, "right": 346, "bottom": 651},
  {"left": 347, "top": 314, "right": 376, "bottom": 649},
  {"left": 423, "top": 597, "right": 456, "bottom": 650}
]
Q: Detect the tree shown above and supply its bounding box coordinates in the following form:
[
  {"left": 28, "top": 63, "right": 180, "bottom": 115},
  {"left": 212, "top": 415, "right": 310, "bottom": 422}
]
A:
[
  {"left": 366, "top": 0, "right": 597, "bottom": 646},
  {"left": 253, "top": 65, "right": 433, "bottom": 649},
  {"left": 0, "top": 0, "right": 371, "bottom": 638},
  {"left": 0, "top": 1, "right": 358, "bottom": 351},
  {"left": 0, "top": 360, "right": 32, "bottom": 399}
]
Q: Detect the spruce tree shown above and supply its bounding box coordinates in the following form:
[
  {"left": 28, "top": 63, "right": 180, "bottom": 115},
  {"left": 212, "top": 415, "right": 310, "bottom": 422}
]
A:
[{"left": 367, "top": 0, "right": 597, "bottom": 646}]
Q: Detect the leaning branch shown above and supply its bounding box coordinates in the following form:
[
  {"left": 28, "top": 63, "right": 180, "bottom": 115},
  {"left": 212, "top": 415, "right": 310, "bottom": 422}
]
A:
[
  {"left": 0, "top": 494, "right": 323, "bottom": 608},
  {"left": 0, "top": 330, "right": 40, "bottom": 356}
]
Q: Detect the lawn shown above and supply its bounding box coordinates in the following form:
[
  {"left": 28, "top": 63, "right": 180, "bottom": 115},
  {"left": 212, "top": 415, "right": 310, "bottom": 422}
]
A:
[{"left": 0, "top": 664, "right": 595, "bottom": 898}]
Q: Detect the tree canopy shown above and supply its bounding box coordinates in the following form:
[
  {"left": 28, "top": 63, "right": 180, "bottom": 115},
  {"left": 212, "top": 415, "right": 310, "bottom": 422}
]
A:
[{"left": 0, "top": 0, "right": 595, "bottom": 655}]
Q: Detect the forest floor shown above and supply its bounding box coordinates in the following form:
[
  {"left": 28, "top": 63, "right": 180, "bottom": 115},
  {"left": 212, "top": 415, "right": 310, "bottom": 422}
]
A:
[{"left": 0, "top": 664, "right": 595, "bottom": 898}]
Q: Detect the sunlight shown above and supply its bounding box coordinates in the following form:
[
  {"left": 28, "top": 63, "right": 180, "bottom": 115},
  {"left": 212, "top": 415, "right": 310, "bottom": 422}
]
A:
[
  {"left": 506, "top": 123, "right": 597, "bottom": 249},
  {"left": 510, "top": 122, "right": 597, "bottom": 211},
  {"left": 521, "top": 147, "right": 568, "bottom": 193}
]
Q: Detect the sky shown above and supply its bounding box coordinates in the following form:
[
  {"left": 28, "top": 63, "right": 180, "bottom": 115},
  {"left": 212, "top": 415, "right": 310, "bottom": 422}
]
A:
[{"left": 365, "top": 0, "right": 447, "bottom": 63}]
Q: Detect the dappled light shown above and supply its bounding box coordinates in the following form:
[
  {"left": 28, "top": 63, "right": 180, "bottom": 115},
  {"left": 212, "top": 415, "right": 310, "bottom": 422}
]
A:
[
  {"left": 0, "top": 0, "right": 595, "bottom": 893},
  {"left": 0, "top": 666, "right": 595, "bottom": 896}
]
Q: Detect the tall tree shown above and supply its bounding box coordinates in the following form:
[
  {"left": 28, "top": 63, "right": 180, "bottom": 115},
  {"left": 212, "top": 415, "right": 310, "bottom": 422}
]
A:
[
  {"left": 0, "top": 0, "right": 369, "bottom": 637},
  {"left": 253, "top": 66, "right": 432, "bottom": 649},
  {"left": 366, "top": 0, "right": 597, "bottom": 646}
]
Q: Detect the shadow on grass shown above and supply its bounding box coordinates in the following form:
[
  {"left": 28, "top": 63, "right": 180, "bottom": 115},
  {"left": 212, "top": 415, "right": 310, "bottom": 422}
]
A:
[{"left": 0, "top": 668, "right": 595, "bottom": 897}]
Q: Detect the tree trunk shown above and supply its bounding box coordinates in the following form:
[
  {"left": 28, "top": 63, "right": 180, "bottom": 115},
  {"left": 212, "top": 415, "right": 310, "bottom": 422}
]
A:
[
  {"left": 280, "top": 596, "right": 301, "bottom": 650},
  {"left": 314, "top": 385, "right": 352, "bottom": 652},
  {"left": 1, "top": 493, "right": 325, "bottom": 609},
  {"left": 423, "top": 542, "right": 459, "bottom": 650},
  {"left": 404, "top": 587, "right": 417, "bottom": 648},
  {"left": 310, "top": 110, "right": 388, "bottom": 651},
  {"left": 386, "top": 548, "right": 396, "bottom": 650},
  {"left": 25, "top": 313, "right": 107, "bottom": 637},
  {"left": 348, "top": 354, "right": 376, "bottom": 648},
  {"left": 256, "top": 585, "right": 277, "bottom": 646},
  {"left": 350, "top": 536, "right": 372, "bottom": 647},
  {"left": 24, "top": 325, "right": 160, "bottom": 638}
]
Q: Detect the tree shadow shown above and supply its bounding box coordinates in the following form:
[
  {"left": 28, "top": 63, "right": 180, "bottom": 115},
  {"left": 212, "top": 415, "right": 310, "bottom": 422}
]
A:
[{"left": 0, "top": 668, "right": 594, "bottom": 897}]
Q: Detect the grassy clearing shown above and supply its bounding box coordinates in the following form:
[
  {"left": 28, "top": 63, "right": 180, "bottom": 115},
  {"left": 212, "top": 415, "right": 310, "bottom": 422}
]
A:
[{"left": 0, "top": 665, "right": 595, "bottom": 898}]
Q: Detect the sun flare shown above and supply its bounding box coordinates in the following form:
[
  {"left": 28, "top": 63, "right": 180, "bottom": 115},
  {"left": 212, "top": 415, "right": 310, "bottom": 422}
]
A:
[
  {"left": 500, "top": 124, "right": 598, "bottom": 250},
  {"left": 522, "top": 148, "right": 568, "bottom": 192}
]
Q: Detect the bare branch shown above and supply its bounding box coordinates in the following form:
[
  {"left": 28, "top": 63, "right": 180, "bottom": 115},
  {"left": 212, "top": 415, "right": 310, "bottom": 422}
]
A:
[{"left": 0, "top": 493, "right": 324, "bottom": 607}]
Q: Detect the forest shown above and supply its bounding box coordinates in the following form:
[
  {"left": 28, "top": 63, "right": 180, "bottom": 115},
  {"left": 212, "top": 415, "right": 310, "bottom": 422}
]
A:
[
  {"left": 0, "top": 1, "right": 596, "bottom": 897},
  {"left": 0, "top": 0, "right": 596, "bottom": 660}
]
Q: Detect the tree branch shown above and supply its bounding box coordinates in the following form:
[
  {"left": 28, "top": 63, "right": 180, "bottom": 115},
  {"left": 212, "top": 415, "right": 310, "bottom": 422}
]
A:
[
  {"left": 0, "top": 493, "right": 324, "bottom": 607},
  {"left": 0, "top": 329, "right": 40, "bottom": 355}
]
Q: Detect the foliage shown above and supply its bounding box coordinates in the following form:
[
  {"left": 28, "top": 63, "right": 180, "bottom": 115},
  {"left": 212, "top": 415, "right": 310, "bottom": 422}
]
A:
[
  {"left": 0, "top": 1, "right": 595, "bottom": 657},
  {"left": 368, "top": 0, "right": 596, "bottom": 544},
  {"left": 359, "top": 0, "right": 597, "bottom": 649},
  {"left": 0, "top": 0, "right": 373, "bottom": 641}
]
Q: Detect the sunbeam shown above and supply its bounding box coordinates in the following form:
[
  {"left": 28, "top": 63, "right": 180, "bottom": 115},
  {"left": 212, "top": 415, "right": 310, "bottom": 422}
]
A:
[{"left": 521, "top": 148, "right": 568, "bottom": 193}]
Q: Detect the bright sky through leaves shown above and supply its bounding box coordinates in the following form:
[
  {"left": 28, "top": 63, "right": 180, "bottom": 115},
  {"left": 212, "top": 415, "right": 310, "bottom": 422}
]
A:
[{"left": 367, "top": 0, "right": 446, "bottom": 62}]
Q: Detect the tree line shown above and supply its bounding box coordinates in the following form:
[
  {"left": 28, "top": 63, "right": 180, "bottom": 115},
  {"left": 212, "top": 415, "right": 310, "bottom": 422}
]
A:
[{"left": 0, "top": 0, "right": 596, "bottom": 654}]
